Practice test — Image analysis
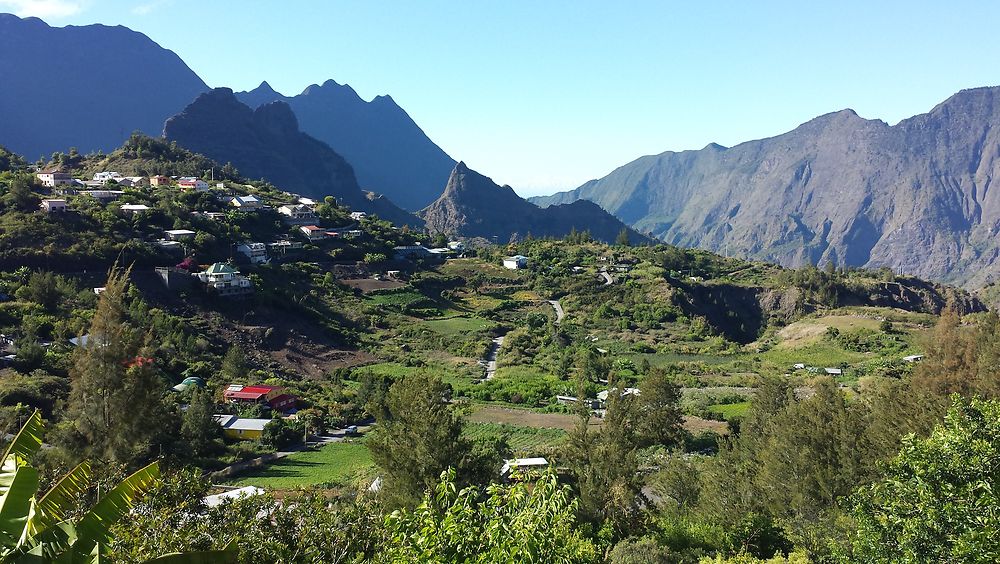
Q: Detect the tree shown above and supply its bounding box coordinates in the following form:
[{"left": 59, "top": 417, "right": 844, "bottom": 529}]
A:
[
  {"left": 380, "top": 469, "right": 597, "bottom": 562},
  {"left": 5, "top": 175, "right": 39, "bottom": 212},
  {"left": 633, "top": 368, "right": 684, "bottom": 448},
  {"left": 912, "top": 306, "right": 978, "bottom": 396},
  {"left": 220, "top": 345, "right": 247, "bottom": 383},
  {"left": 60, "top": 263, "right": 170, "bottom": 467},
  {"left": 366, "top": 372, "right": 473, "bottom": 508},
  {"left": 180, "top": 386, "right": 222, "bottom": 458},
  {"left": 851, "top": 396, "right": 1000, "bottom": 562},
  {"left": 615, "top": 228, "right": 631, "bottom": 247}
]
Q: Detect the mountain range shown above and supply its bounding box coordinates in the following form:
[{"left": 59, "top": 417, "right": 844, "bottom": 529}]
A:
[
  {"left": 421, "top": 162, "right": 649, "bottom": 245},
  {"left": 534, "top": 87, "right": 1000, "bottom": 287},
  {"left": 236, "top": 81, "right": 456, "bottom": 211},
  {"left": 163, "top": 88, "right": 417, "bottom": 226},
  {"left": 0, "top": 13, "right": 208, "bottom": 160}
]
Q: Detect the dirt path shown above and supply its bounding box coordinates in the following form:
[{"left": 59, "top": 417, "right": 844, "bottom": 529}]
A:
[
  {"left": 547, "top": 300, "right": 565, "bottom": 324},
  {"left": 483, "top": 336, "right": 505, "bottom": 380}
]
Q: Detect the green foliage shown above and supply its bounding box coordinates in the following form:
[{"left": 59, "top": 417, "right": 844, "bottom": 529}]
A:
[
  {"left": 380, "top": 468, "right": 598, "bottom": 563},
  {"left": 850, "top": 396, "right": 1000, "bottom": 563}
]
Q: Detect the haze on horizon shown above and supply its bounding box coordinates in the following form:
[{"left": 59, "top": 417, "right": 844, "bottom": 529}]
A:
[{"left": 6, "top": 0, "right": 1000, "bottom": 197}]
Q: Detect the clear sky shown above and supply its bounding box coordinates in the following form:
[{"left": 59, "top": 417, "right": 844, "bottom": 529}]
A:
[{"left": 5, "top": 0, "right": 999, "bottom": 196}]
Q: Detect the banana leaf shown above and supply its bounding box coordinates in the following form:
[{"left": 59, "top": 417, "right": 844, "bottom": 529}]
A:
[
  {"left": 74, "top": 463, "right": 159, "bottom": 554},
  {"left": 0, "top": 467, "right": 38, "bottom": 550},
  {"left": 0, "top": 413, "right": 43, "bottom": 496},
  {"left": 28, "top": 462, "right": 91, "bottom": 536}
]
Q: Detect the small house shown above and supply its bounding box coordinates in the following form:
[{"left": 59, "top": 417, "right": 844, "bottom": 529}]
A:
[
  {"left": 149, "top": 175, "right": 171, "bottom": 187},
  {"left": 230, "top": 195, "right": 262, "bottom": 210},
  {"left": 196, "top": 263, "right": 253, "bottom": 297},
  {"left": 40, "top": 199, "right": 67, "bottom": 213},
  {"left": 824, "top": 367, "right": 843, "bottom": 376},
  {"left": 902, "top": 354, "right": 925, "bottom": 363},
  {"left": 223, "top": 384, "right": 297, "bottom": 413},
  {"left": 349, "top": 211, "right": 367, "bottom": 221},
  {"left": 299, "top": 225, "right": 328, "bottom": 242},
  {"left": 178, "top": 178, "right": 210, "bottom": 192},
  {"left": 212, "top": 415, "right": 271, "bottom": 441},
  {"left": 83, "top": 190, "right": 124, "bottom": 203},
  {"left": 278, "top": 204, "right": 317, "bottom": 224},
  {"left": 37, "top": 170, "right": 73, "bottom": 187},
  {"left": 237, "top": 242, "right": 269, "bottom": 264},
  {"left": 164, "top": 229, "right": 196, "bottom": 241},
  {"left": 448, "top": 241, "right": 465, "bottom": 252},
  {"left": 93, "top": 172, "right": 123, "bottom": 184},
  {"left": 120, "top": 204, "right": 151, "bottom": 214},
  {"left": 503, "top": 255, "right": 528, "bottom": 270}
]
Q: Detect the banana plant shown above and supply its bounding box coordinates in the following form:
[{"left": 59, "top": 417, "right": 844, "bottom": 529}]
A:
[{"left": 0, "top": 411, "right": 236, "bottom": 563}]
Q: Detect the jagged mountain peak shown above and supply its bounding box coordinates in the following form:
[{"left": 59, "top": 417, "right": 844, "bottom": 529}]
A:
[{"left": 422, "top": 162, "right": 650, "bottom": 244}]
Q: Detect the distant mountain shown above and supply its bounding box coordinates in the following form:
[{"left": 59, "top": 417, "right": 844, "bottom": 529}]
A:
[
  {"left": 421, "top": 162, "right": 650, "bottom": 244},
  {"left": 533, "top": 87, "right": 1000, "bottom": 287},
  {"left": 0, "top": 13, "right": 208, "bottom": 160},
  {"left": 237, "top": 80, "right": 456, "bottom": 211},
  {"left": 163, "top": 88, "right": 418, "bottom": 226}
]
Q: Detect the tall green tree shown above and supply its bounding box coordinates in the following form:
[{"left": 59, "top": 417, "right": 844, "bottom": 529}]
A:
[
  {"left": 219, "top": 345, "right": 247, "bottom": 383},
  {"left": 615, "top": 228, "right": 631, "bottom": 247},
  {"left": 60, "top": 263, "right": 170, "bottom": 467},
  {"left": 366, "top": 372, "right": 474, "bottom": 508},
  {"left": 179, "top": 387, "right": 222, "bottom": 458},
  {"left": 851, "top": 396, "right": 1000, "bottom": 563}
]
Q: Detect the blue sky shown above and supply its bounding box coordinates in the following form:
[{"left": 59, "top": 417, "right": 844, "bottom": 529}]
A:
[{"left": 4, "top": 0, "right": 999, "bottom": 196}]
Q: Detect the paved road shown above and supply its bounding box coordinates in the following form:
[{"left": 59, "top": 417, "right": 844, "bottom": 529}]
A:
[
  {"left": 483, "top": 336, "right": 505, "bottom": 380},
  {"left": 599, "top": 268, "right": 614, "bottom": 286},
  {"left": 547, "top": 300, "right": 565, "bottom": 324}
]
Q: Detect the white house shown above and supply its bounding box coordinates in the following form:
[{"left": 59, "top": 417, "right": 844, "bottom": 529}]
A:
[
  {"left": 902, "top": 354, "right": 925, "bottom": 363},
  {"left": 36, "top": 171, "right": 73, "bottom": 187},
  {"left": 40, "top": 199, "right": 67, "bottom": 213},
  {"left": 197, "top": 263, "right": 253, "bottom": 297},
  {"left": 93, "top": 172, "right": 123, "bottom": 184},
  {"left": 120, "top": 204, "right": 152, "bottom": 214},
  {"left": 278, "top": 204, "right": 317, "bottom": 223},
  {"left": 503, "top": 255, "right": 528, "bottom": 270},
  {"left": 230, "top": 195, "right": 262, "bottom": 210},
  {"left": 164, "top": 229, "right": 196, "bottom": 241},
  {"left": 349, "top": 211, "right": 367, "bottom": 221},
  {"left": 448, "top": 241, "right": 465, "bottom": 252},
  {"left": 237, "top": 242, "right": 269, "bottom": 264},
  {"left": 299, "top": 225, "right": 329, "bottom": 242},
  {"left": 824, "top": 367, "right": 843, "bottom": 376},
  {"left": 178, "top": 178, "right": 210, "bottom": 192},
  {"left": 82, "top": 190, "right": 124, "bottom": 203}
]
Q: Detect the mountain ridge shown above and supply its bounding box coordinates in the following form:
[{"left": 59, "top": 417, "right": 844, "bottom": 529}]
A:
[
  {"left": 236, "top": 80, "right": 456, "bottom": 211},
  {"left": 163, "top": 88, "right": 418, "bottom": 226},
  {"left": 532, "top": 86, "right": 1000, "bottom": 287},
  {"left": 0, "top": 13, "right": 209, "bottom": 159}
]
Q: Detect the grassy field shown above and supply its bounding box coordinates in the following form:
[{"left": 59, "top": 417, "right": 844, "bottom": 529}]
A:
[
  {"left": 468, "top": 404, "right": 596, "bottom": 432},
  {"left": 464, "top": 422, "right": 567, "bottom": 453},
  {"left": 228, "top": 442, "right": 373, "bottom": 490},
  {"left": 707, "top": 401, "right": 751, "bottom": 420},
  {"left": 423, "top": 316, "right": 493, "bottom": 335},
  {"left": 776, "top": 315, "right": 883, "bottom": 348}
]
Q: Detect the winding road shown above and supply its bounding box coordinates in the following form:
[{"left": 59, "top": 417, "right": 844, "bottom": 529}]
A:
[
  {"left": 547, "top": 300, "right": 565, "bottom": 324},
  {"left": 599, "top": 268, "right": 614, "bottom": 286}
]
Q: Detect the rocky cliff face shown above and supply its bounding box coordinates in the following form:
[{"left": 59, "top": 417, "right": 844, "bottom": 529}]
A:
[
  {"left": 0, "top": 13, "right": 208, "bottom": 159},
  {"left": 164, "top": 88, "right": 417, "bottom": 226},
  {"left": 237, "top": 80, "right": 456, "bottom": 211},
  {"left": 533, "top": 87, "right": 1000, "bottom": 288},
  {"left": 421, "top": 162, "right": 650, "bottom": 244}
]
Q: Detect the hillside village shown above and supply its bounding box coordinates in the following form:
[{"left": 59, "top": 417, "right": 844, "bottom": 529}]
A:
[{"left": 0, "top": 134, "right": 995, "bottom": 562}]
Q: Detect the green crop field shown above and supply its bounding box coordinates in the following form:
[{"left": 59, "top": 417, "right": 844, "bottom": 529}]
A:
[
  {"left": 228, "top": 441, "right": 374, "bottom": 490},
  {"left": 707, "top": 402, "right": 751, "bottom": 420},
  {"left": 464, "top": 421, "right": 567, "bottom": 454},
  {"left": 424, "top": 316, "right": 493, "bottom": 335}
]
